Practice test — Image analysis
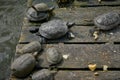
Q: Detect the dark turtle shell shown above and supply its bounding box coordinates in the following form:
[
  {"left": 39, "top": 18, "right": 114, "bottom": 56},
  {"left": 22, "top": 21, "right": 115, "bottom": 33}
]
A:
[
  {"left": 11, "top": 54, "right": 36, "bottom": 78},
  {"left": 32, "top": 69, "right": 53, "bottom": 80},
  {"left": 46, "top": 47, "right": 62, "bottom": 65},
  {"left": 18, "top": 41, "right": 41, "bottom": 54},
  {"left": 34, "top": 3, "right": 49, "bottom": 11},
  {"left": 26, "top": 3, "right": 51, "bottom": 22},
  {"left": 39, "top": 19, "right": 68, "bottom": 39},
  {"left": 94, "top": 12, "right": 120, "bottom": 30}
]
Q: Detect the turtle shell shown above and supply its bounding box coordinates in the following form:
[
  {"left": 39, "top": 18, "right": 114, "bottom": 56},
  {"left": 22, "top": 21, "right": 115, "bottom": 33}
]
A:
[
  {"left": 34, "top": 3, "right": 49, "bottom": 11},
  {"left": 46, "top": 47, "right": 62, "bottom": 65},
  {"left": 11, "top": 54, "right": 36, "bottom": 78},
  {"left": 18, "top": 41, "right": 41, "bottom": 54},
  {"left": 26, "top": 8, "right": 49, "bottom": 22},
  {"left": 32, "top": 69, "right": 53, "bottom": 80},
  {"left": 26, "top": 3, "right": 50, "bottom": 22},
  {"left": 39, "top": 19, "right": 68, "bottom": 39},
  {"left": 94, "top": 12, "right": 120, "bottom": 30}
]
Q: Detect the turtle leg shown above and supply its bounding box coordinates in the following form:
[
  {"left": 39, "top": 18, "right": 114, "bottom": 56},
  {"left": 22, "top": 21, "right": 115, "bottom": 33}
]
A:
[
  {"left": 29, "top": 27, "right": 39, "bottom": 33},
  {"left": 39, "top": 36, "right": 47, "bottom": 44},
  {"left": 67, "top": 30, "right": 75, "bottom": 39}
]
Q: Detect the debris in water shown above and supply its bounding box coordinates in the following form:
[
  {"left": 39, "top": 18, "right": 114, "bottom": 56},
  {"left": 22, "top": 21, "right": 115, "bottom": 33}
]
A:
[{"left": 88, "top": 64, "right": 97, "bottom": 71}]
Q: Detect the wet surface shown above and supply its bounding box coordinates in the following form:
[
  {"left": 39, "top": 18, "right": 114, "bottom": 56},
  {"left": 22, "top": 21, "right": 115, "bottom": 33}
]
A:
[{"left": 0, "top": 0, "right": 54, "bottom": 79}]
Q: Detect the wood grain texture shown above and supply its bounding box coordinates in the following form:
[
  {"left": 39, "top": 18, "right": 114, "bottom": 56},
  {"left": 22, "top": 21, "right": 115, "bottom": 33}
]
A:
[
  {"left": 18, "top": 25, "right": 120, "bottom": 43},
  {"left": 15, "top": 44, "right": 120, "bottom": 68},
  {"left": 55, "top": 71, "right": 120, "bottom": 80}
]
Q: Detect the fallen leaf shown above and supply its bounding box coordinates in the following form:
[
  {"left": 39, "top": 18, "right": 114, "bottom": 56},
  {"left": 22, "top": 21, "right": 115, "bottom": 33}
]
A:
[{"left": 88, "top": 64, "right": 97, "bottom": 71}]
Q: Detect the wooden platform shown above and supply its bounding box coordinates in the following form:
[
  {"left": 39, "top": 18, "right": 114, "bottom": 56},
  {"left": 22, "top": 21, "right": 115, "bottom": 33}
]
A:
[{"left": 13, "top": 1, "right": 120, "bottom": 80}]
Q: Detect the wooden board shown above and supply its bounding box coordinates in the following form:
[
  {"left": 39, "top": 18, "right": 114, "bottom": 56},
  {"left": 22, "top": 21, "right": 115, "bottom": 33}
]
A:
[
  {"left": 9, "top": 71, "right": 120, "bottom": 80},
  {"left": 18, "top": 25, "right": 120, "bottom": 43},
  {"left": 18, "top": 26, "right": 40, "bottom": 43},
  {"left": 73, "top": 0, "right": 120, "bottom": 7},
  {"left": 25, "top": 7, "right": 120, "bottom": 26},
  {"left": 54, "top": 7, "right": 120, "bottom": 25},
  {"left": 16, "top": 44, "right": 120, "bottom": 68},
  {"left": 55, "top": 71, "right": 120, "bottom": 80}
]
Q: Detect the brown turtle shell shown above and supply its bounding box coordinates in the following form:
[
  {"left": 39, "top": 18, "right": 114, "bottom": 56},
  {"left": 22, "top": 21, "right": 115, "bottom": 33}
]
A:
[
  {"left": 11, "top": 54, "right": 36, "bottom": 78},
  {"left": 46, "top": 47, "right": 62, "bottom": 65},
  {"left": 94, "top": 12, "right": 120, "bottom": 30},
  {"left": 18, "top": 41, "right": 41, "bottom": 54},
  {"left": 32, "top": 69, "right": 54, "bottom": 80},
  {"left": 39, "top": 19, "right": 68, "bottom": 39}
]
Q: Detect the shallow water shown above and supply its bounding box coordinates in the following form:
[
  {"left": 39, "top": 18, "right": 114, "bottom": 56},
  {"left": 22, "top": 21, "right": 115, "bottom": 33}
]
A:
[{"left": 0, "top": 0, "right": 56, "bottom": 79}]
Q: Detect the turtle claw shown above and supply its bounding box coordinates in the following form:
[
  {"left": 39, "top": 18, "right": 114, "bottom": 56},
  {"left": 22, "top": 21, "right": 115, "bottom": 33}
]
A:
[{"left": 67, "top": 31, "right": 75, "bottom": 39}]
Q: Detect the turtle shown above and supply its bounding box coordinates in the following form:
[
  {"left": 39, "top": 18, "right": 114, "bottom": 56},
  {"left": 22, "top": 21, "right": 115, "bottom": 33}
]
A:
[
  {"left": 56, "top": 0, "right": 75, "bottom": 7},
  {"left": 90, "top": 12, "right": 120, "bottom": 40},
  {"left": 94, "top": 12, "right": 120, "bottom": 31},
  {"left": 38, "top": 19, "right": 75, "bottom": 40},
  {"left": 26, "top": 3, "right": 54, "bottom": 22},
  {"left": 11, "top": 53, "right": 36, "bottom": 78},
  {"left": 31, "top": 69, "right": 54, "bottom": 80},
  {"left": 17, "top": 41, "right": 41, "bottom": 54},
  {"left": 46, "top": 47, "right": 62, "bottom": 65}
]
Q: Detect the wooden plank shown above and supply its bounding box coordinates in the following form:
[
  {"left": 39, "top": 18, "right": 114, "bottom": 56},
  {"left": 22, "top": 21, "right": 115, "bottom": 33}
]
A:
[
  {"left": 48, "top": 25, "right": 120, "bottom": 43},
  {"left": 16, "top": 44, "right": 120, "bottom": 68},
  {"left": 54, "top": 7, "right": 120, "bottom": 25},
  {"left": 25, "top": 7, "right": 120, "bottom": 26},
  {"left": 73, "top": 0, "right": 120, "bottom": 7},
  {"left": 55, "top": 71, "right": 120, "bottom": 80},
  {"left": 18, "top": 25, "right": 120, "bottom": 43},
  {"left": 9, "top": 71, "right": 120, "bottom": 80},
  {"left": 39, "top": 44, "right": 120, "bottom": 68},
  {"left": 18, "top": 26, "right": 40, "bottom": 43}
]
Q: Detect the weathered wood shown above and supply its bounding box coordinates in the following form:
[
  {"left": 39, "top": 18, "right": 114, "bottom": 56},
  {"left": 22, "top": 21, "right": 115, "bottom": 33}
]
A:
[
  {"left": 39, "top": 44, "right": 120, "bottom": 68},
  {"left": 25, "top": 7, "right": 120, "bottom": 26},
  {"left": 18, "top": 25, "right": 120, "bottom": 43},
  {"left": 73, "top": 0, "right": 120, "bottom": 7},
  {"left": 16, "top": 44, "right": 120, "bottom": 68},
  {"left": 54, "top": 7, "right": 120, "bottom": 25},
  {"left": 18, "top": 26, "right": 40, "bottom": 43},
  {"left": 55, "top": 71, "right": 120, "bottom": 80},
  {"left": 9, "top": 71, "right": 120, "bottom": 80}
]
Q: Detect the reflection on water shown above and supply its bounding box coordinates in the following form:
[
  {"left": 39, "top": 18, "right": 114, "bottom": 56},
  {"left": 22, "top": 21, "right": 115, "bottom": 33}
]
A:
[
  {"left": 0, "top": 0, "right": 26, "bottom": 79},
  {"left": 0, "top": 0, "right": 56, "bottom": 79}
]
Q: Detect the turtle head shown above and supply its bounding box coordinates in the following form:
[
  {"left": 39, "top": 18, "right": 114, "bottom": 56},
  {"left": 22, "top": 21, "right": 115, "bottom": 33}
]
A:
[
  {"left": 48, "top": 6, "right": 55, "bottom": 12},
  {"left": 66, "top": 22, "right": 75, "bottom": 28}
]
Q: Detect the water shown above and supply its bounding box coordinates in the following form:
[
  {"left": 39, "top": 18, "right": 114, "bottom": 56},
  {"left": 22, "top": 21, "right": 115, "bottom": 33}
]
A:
[{"left": 0, "top": 0, "right": 56, "bottom": 79}]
